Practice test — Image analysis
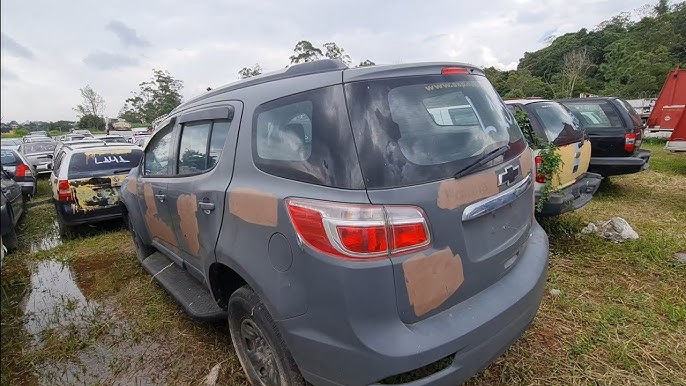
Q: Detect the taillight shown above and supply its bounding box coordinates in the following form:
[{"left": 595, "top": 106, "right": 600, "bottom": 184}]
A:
[
  {"left": 58, "top": 180, "right": 72, "bottom": 202},
  {"left": 15, "top": 164, "right": 31, "bottom": 177},
  {"left": 535, "top": 156, "right": 545, "bottom": 183},
  {"left": 625, "top": 133, "right": 636, "bottom": 152},
  {"left": 286, "top": 198, "right": 430, "bottom": 260},
  {"left": 441, "top": 67, "right": 469, "bottom": 75}
]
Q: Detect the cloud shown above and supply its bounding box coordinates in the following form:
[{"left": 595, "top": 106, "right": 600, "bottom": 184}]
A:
[
  {"left": 1, "top": 33, "right": 34, "bottom": 59},
  {"left": 1, "top": 67, "right": 19, "bottom": 81},
  {"left": 105, "top": 20, "right": 151, "bottom": 47},
  {"left": 83, "top": 51, "right": 140, "bottom": 70}
]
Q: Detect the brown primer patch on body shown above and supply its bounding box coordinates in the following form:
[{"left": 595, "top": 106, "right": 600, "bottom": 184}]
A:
[
  {"left": 403, "top": 248, "right": 464, "bottom": 317},
  {"left": 437, "top": 170, "right": 498, "bottom": 210},
  {"left": 520, "top": 148, "right": 533, "bottom": 176},
  {"left": 228, "top": 189, "right": 278, "bottom": 227},
  {"left": 125, "top": 180, "right": 137, "bottom": 195},
  {"left": 143, "top": 183, "right": 176, "bottom": 245},
  {"left": 176, "top": 194, "right": 200, "bottom": 255}
]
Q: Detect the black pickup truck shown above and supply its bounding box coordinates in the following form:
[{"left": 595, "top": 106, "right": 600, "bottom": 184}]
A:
[{"left": 558, "top": 97, "right": 651, "bottom": 176}]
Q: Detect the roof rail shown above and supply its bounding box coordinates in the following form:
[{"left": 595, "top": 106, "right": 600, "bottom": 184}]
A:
[{"left": 175, "top": 59, "right": 348, "bottom": 111}]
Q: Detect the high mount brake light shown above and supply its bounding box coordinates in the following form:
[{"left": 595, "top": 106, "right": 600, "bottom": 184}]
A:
[
  {"left": 286, "top": 198, "right": 430, "bottom": 260},
  {"left": 441, "top": 67, "right": 470, "bottom": 75}
]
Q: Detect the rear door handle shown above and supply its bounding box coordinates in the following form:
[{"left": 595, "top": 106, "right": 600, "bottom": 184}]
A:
[
  {"left": 155, "top": 194, "right": 166, "bottom": 202},
  {"left": 198, "top": 201, "right": 215, "bottom": 213}
]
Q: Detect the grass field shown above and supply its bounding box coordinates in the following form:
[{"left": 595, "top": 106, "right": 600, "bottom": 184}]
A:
[{"left": 1, "top": 142, "right": 684, "bottom": 385}]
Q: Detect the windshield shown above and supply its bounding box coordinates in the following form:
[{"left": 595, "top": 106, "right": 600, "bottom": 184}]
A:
[
  {"left": 561, "top": 100, "right": 623, "bottom": 129},
  {"left": 68, "top": 148, "right": 143, "bottom": 179},
  {"left": 1, "top": 150, "right": 18, "bottom": 165},
  {"left": 345, "top": 74, "right": 525, "bottom": 188},
  {"left": 23, "top": 142, "right": 57, "bottom": 154},
  {"left": 527, "top": 102, "right": 584, "bottom": 145}
]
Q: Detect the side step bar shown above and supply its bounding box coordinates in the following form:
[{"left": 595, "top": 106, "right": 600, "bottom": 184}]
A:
[{"left": 141, "top": 252, "right": 227, "bottom": 322}]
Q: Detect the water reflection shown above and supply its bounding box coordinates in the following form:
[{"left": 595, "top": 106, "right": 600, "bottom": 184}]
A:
[{"left": 29, "top": 220, "right": 62, "bottom": 253}]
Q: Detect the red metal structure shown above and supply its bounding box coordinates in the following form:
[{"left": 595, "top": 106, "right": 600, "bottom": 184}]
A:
[{"left": 647, "top": 67, "right": 685, "bottom": 151}]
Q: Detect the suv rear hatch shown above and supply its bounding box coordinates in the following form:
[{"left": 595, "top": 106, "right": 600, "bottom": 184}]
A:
[
  {"left": 344, "top": 67, "right": 534, "bottom": 323},
  {"left": 67, "top": 148, "right": 143, "bottom": 211},
  {"left": 561, "top": 99, "right": 643, "bottom": 157}
]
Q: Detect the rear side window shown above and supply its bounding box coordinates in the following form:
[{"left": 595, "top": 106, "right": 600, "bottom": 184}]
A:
[
  {"left": 68, "top": 149, "right": 143, "bottom": 179},
  {"left": 562, "top": 101, "right": 623, "bottom": 128},
  {"left": 527, "top": 102, "right": 584, "bottom": 145},
  {"left": 252, "top": 85, "right": 364, "bottom": 189},
  {"left": 177, "top": 119, "right": 230, "bottom": 175},
  {"left": 345, "top": 75, "right": 526, "bottom": 188}
]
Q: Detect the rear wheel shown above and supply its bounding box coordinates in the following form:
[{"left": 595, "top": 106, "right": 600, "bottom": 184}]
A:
[
  {"left": 127, "top": 214, "right": 154, "bottom": 262},
  {"left": 228, "top": 286, "right": 305, "bottom": 386}
]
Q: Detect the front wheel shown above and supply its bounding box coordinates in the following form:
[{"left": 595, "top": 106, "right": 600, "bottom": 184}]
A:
[{"left": 228, "top": 286, "right": 305, "bottom": 386}]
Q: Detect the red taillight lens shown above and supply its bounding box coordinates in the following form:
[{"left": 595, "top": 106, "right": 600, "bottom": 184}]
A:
[
  {"left": 15, "top": 164, "right": 30, "bottom": 177},
  {"left": 286, "top": 198, "right": 430, "bottom": 259},
  {"left": 337, "top": 225, "right": 388, "bottom": 254},
  {"left": 625, "top": 133, "right": 636, "bottom": 152},
  {"left": 535, "top": 156, "right": 546, "bottom": 183},
  {"left": 441, "top": 67, "right": 469, "bottom": 75},
  {"left": 58, "top": 180, "right": 72, "bottom": 202}
]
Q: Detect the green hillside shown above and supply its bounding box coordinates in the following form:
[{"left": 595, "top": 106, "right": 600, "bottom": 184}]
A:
[{"left": 486, "top": 1, "right": 686, "bottom": 99}]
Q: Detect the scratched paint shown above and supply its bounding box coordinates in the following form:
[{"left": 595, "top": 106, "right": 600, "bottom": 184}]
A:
[
  {"left": 70, "top": 175, "right": 127, "bottom": 212},
  {"left": 229, "top": 189, "right": 278, "bottom": 227}
]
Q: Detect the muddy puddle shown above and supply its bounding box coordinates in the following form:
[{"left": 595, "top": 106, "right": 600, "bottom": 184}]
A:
[
  {"left": 29, "top": 220, "right": 62, "bottom": 253},
  {"left": 20, "top": 260, "right": 167, "bottom": 385}
]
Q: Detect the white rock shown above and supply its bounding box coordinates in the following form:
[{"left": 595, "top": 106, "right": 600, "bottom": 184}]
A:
[
  {"left": 550, "top": 288, "right": 562, "bottom": 297},
  {"left": 580, "top": 223, "right": 598, "bottom": 234},
  {"left": 675, "top": 252, "right": 686, "bottom": 263},
  {"left": 598, "top": 217, "right": 639, "bottom": 243}
]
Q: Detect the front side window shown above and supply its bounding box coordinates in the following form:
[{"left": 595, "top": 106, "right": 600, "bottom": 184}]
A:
[{"left": 144, "top": 124, "right": 174, "bottom": 176}]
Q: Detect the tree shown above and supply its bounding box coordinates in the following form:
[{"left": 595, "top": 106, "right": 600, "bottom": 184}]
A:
[
  {"left": 74, "top": 85, "right": 105, "bottom": 118},
  {"left": 78, "top": 114, "right": 105, "bottom": 131},
  {"left": 289, "top": 40, "right": 323, "bottom": 64},
  {"left": 323, "top": 42, "right": 351, "bottom": 65},
  {"left": 358, "top": 59, "right": 376, "bottom": 67},
  {"left": 120, "top": 69, "right": 184, "bottom": 124},
  {"left": 560, "top": 48, "right": 591, "bottom": 97},
  {"left": 653, "top": 0, "right": 670, "bottom": 16},
  {"left": 238, "top": 64, "right": 263, "bottom": 79}
]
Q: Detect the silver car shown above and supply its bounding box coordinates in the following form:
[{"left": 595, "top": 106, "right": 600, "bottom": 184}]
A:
[
  {"left": 1, "top": 149, "right": 36, "bottom": 197},
  {"left": 18, "top": 141, "right": 57, "bottom": 175}
]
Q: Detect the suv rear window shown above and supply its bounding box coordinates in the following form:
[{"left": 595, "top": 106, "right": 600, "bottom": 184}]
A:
[
  {"left": 527, "top": 102, "right": 583, "bottom": 145},
  {"left": 562, "top": 100, "right": 623, "bottom": 128},
  {"left": 68, "top": 149, "right": 143, "bottom": 179},
  {"left": 23, "top": 142, "right": 56, "bottom": 154},
  {"left": 1, "top": 150, "right": 18, "bottom": 165},
  {"left": 252, "top": 85, "right": 364, "bottom": 189},
  {"left": 345, "top": 75, "right": 526, "bottom": 188}
]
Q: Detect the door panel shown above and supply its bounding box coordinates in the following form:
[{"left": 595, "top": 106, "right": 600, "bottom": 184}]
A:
[{"left": 165, "top": 103, "right": 241, "bottom": 280}]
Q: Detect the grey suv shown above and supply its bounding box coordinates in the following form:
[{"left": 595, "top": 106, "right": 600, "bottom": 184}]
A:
[{"left": 121, "top": 60, "right": 549, "bottom": 386}]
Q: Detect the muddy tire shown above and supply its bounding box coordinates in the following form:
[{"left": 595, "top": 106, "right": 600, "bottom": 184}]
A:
[
  {"left": 127, "top": 215, "right": 154, "bottom": 262},
  {"left": 228, "top": 286, "right": 305, "bottom": 386}
]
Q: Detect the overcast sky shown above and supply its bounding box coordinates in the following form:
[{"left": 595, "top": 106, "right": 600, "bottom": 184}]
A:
[{"left": 1, "top": 0, "right": 649, "bottom": 122}]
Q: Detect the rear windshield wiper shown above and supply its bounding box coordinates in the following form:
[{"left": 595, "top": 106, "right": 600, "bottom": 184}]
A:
[
  {"left": 113, "top": 168, "right": 134, "bottom": 174},
  {"left": 453, "top": 144, "right": 510, "bottom": 179}
]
